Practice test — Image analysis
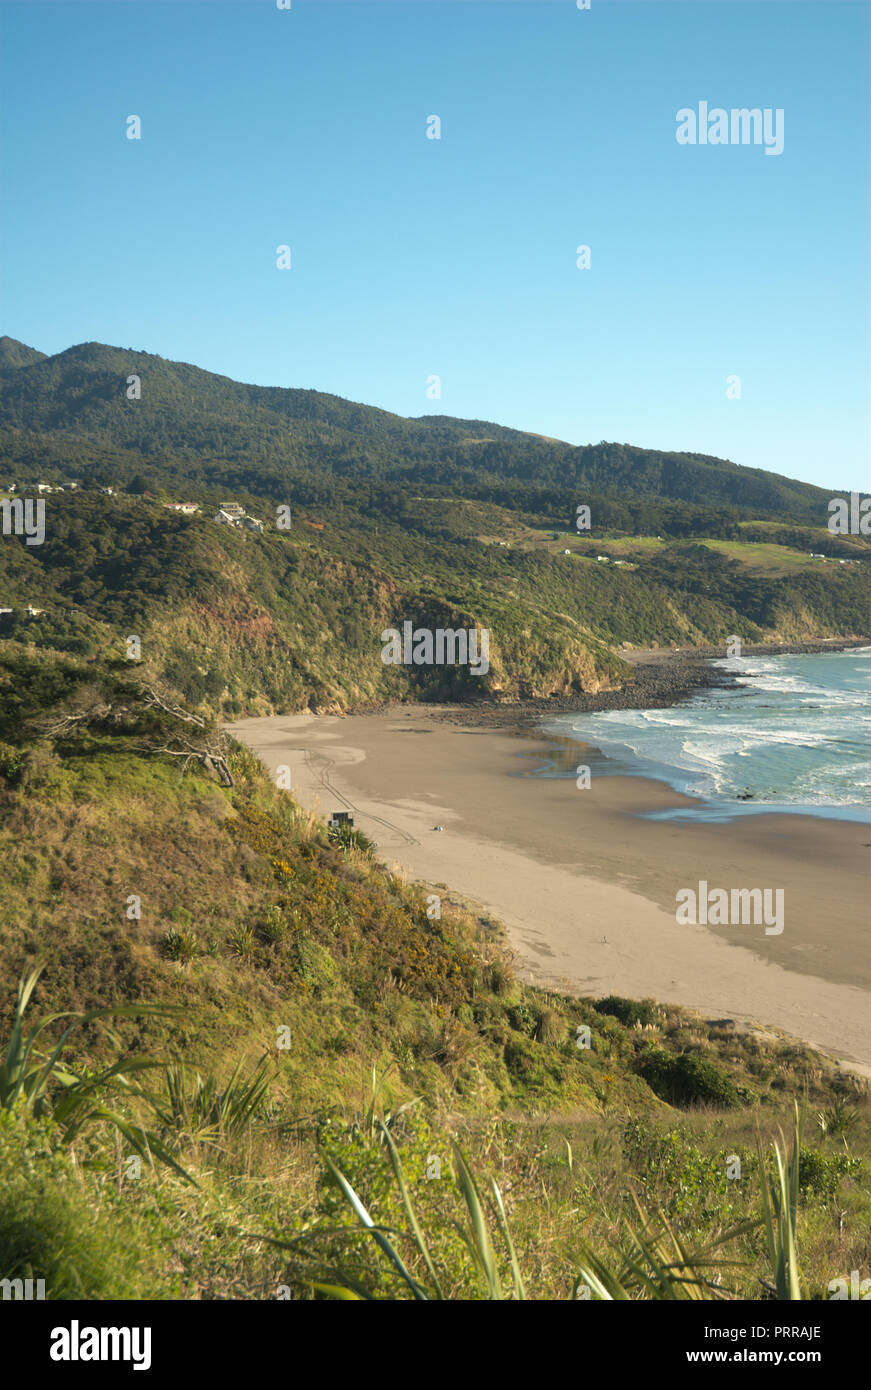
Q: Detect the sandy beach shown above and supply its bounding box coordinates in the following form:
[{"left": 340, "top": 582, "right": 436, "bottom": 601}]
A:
[{"left": 227, "top": 707, "right": 871, "bottom": 1072}]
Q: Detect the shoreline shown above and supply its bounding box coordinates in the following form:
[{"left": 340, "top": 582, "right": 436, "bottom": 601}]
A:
[
  {"left": 227, "top": 690, "right": 871, "bottom": 1075},
  {"left": 340, "top": 637, "right": 871, "bottom": 729}
]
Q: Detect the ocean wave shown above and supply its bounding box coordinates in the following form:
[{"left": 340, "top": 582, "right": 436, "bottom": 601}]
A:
[{"left": 554, "top": 649, "right": 870, "bottom": 813}]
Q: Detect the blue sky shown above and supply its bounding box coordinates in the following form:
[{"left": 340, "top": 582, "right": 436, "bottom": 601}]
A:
[{"left": 1, "top": 0, "right": 868, "bottom": 489}]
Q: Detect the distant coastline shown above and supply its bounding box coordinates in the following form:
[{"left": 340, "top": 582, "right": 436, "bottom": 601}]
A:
[
  {"left": 533, "top": 644, "right": 871, "bottom": 826},
  {"left": 380, "top": 636, "right": 871, "bottom": 729}
]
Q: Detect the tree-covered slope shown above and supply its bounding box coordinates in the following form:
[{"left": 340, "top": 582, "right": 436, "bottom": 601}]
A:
[
  {"left": 2, "top": 492, "right": 868, "bottom": 716},
  {"left": 0, "top": 338, "right": 853, "bottom": 518}
]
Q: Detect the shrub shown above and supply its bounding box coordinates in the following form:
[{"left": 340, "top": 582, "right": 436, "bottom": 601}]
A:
[
  {"left": 537, "top": 1006, "right": 565, "bottom": 1046},
  {"left": 508, "top": 1003, "right": 538, "bottom": 1037},
  {"left": 486, "top": 960, "right": 513, "bottom": 997},
  {"left": 228, "top": 924, "right": 256, "bottom": 960},
  {"left": 259, "top": 905, "right": 287, "bottom": 945},
  {"left": 797, "top": 1147, "right": 861, "bottom": 1202},
  {"left": 0, "top": 1111, "right": 163, "bottom": 1299},
  {"left": 328, "top": 822, "right": 374, "bottom": 855},
  {"left": 0, "top": 740, "right": 25, "bottom": 785},
  {"left": 594, "top": 995, "right": 657, "bottom": 1028},
  {"left": 623, "top": 1117, "right": 750, "bottom": 1220},
  {"left": 160, "top": 927, "right": 199, "bottom": 963},
  {"left": 636, "top": 1047, "right": 742, "bottom": 1109}
]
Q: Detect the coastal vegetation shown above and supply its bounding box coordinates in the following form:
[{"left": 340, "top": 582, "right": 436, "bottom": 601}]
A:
[
  {"left": 1, "top": 493, "right": 868, "bottom": 715},
  {"left": 0, "top": 339, "right": 868, "bottom": 1301},
  {"left": 0, "top": 658, "right": 867, "bottom": 1299}
]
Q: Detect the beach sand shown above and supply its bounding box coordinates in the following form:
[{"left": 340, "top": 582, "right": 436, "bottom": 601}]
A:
[{"left": 227, "top": 708, "right": 871, "bottom": 1072}]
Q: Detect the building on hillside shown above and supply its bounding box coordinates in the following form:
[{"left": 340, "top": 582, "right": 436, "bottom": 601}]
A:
[
  {"left": 597, "top": 555, "right": 610, "bottom": 562},
  {"left": 218, "top": 503, "right": 245, "bottom": 517},
  {"left": 25, "top": 604, "right": 45, "bottom": 617},
  {"left": 214, "top": 509, "right": 241, "bottom": 526},
  {"left": 37, "top": 483, "right": 53, "bottom": 493},
  {"left": 165, "top": 502, "right": 200, "bottom": 515},
  {"left": 239, "top": 515, "right": 264, "bottom": 533},
  {"left": 98, "top": 486, "right": 115, "bottom": 496}
]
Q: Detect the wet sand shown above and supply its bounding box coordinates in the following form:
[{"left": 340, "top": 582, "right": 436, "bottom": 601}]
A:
[{"left": 227, "top": 708, "right": 871, "bottom": 1072}]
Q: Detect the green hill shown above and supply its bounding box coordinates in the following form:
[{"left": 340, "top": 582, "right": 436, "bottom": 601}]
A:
[
  {"left": 0, "top": 339, "right": 868, "bottom": 1302},
  {"left": 1, "top": 338, "right": 868, "bottom": 716},
  {"left": 0, "top": 335, "right": 47, "bottom": 370},
  {"left": 0, "top": 337, "right": 856, "bottom": 519},
  {"left": 1, "top": 490, "right": 868, "bottom": 716}
]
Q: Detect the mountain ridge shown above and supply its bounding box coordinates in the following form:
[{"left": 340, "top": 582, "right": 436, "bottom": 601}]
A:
[{"left": 0, "top": 336, "right": 851, "bottom": 518}]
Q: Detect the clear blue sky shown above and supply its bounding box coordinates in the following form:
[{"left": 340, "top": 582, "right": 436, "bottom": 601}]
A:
[{"left": 1, "top": 0, "right": 868, "bottom": 489}]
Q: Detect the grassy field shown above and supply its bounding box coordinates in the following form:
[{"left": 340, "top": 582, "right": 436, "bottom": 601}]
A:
[{"left": 519, "top": 531, "right": 821, "bottom": 570}]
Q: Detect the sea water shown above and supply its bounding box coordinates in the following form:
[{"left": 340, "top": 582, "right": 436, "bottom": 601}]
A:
[{"left": 539, "top": 647, "right": 871, "bottom": 824}]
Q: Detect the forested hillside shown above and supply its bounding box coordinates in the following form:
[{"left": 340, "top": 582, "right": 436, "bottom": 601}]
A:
[
  {"left": 0, "top": 337, "right": 859, "bottom": 517},
  {"left": 1, "top": 336, "right": 868, "bottom": 714},
  {"left": 1, "top": 488, "right": 868, "bottom": 715}
]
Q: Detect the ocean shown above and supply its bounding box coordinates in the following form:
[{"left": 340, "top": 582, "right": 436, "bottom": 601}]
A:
[{"left": 540, "top": 647, "right": 871, "bottom": 824}]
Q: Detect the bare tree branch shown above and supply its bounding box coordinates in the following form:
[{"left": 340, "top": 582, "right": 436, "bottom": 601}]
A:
[
  {"left": 141, "top": 687, "right": 206, "bottom": 728},
  {"left": 36, "top": 679, "right": 234, "bottom": 786}
]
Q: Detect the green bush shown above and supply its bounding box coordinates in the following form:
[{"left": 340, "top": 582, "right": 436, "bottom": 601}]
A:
[
  {"left": 623, "top": 1117, "right": 751, "bottom": 1220},
  {"left": 508, "top": 1003, "right": 538, "bottom": 1037},
  {"left": 0, "top": 740, "right": 25, "bottom": 785},
  {"left": 328, "top": 822, "right": 374, "bottom": 855},
  {"left": 798, "top": 1147, "right": 861, "bottom": 1202},
  {"left": 259, "top": 905, "right": 287, "bottom": 945},
  {"left": 636, "top": 1047, "right": 742, "bottom": 1109},
  {"left": 160, "top": 927, "right": 199, "bottom": 963},
  {"left": 0, "top": 1110, "right": 162, "bottom": 1299},
  {"left": 228, "top": 924, "right": 256, "bottom": 960},
  {"left": 594, "top": 996, "right": 657, "bottom": 1028}
]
